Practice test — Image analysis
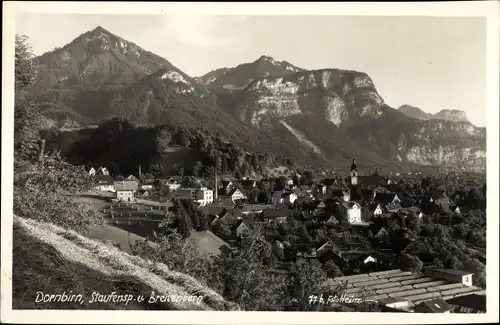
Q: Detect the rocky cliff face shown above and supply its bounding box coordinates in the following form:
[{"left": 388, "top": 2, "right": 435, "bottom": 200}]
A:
[
  {"left": 235, "top": 69, "right": 486, "bottom": 168},
  {"left": 200, "top": 55, "right": 304, "bottom": 91},
  {"left": 433, "top": 109, "right": 470, "bottom": 123},
  {"left": 394, "top": 120, "right": 485, "bottom": 167},
  {"left": 237, "top": 69, "right": 384, "bottom": 130},
  {"left": 398, "top": 105, "right": 434, "bottom": 120},
  {"left": 399, "top": 105, "right": 471, "bottom": 124}
]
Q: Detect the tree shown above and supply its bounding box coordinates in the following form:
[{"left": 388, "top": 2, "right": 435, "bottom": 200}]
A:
[
  {"left": 14, "top": 34, "right": 43, "bottom": 162},
  {"left": 15, "top": 34, "right": 38, "bottom": 96},
  {"left": 212, "top": 226, "right": 286, "bottom": 310},
  {"left": 132, "top": 228, "right": 215, "bottom": 287},
  {"left": 282, "top": 258, "right": 329, "bottom": 311},
  {"left": 295, "top": 225, "right": 313, "bottom": 253},
  {"left": 212, "top": 221, "right": 232, "bottom": 239},
  {"left": 399, "top": 253, "right": 423, "bottom": 272},
  {"left": 257, "top": 190, "right": 270, "bottom": 204},
  {"left": 275, "top": 176, "right": 289, "bottom": 191},
  {"left": 323, "top": 260, "right": 344, "bottom": 278},
  {"left": 13, "top": 36, "right": 102, "bottom": 233},
  {"left": 156, "top": 128, "right": 172, "bottom": 153},
  {"left": 173, "top": 199, "right": 192, "bottom": 238},
  {"left": 192, "top": 160, "right": 204, "bottom": 177},
  {"left": 173, "top": 164, "right": 184, "bottom": 177},
  {"left": 302, "top": 170, "right": 314, "bottom": 185},
  {"left": 151, "top": 164, "right": 164, "bottom": 178},
  {"left": 248, "top": 188, "right": 260, "bottom": 204}
]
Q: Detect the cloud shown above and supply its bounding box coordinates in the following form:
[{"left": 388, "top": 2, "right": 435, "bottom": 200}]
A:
[{"left": 161, "top": 15, "right": 242, "bottom": 48}]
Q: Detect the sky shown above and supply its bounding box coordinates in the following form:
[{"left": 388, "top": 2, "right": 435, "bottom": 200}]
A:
[{"left": 15, "top": 14, "right": 487, "bottom": 126}]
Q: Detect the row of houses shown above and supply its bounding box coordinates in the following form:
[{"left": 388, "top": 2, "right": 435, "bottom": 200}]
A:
[{"left": 93, "top": 174, "right": 215, "bottom": 205}]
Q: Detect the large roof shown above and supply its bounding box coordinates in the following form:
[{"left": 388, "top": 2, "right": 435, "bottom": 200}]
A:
[
  {"left": 327, "top": 269, "right": 484, "bottom": 308},
  {"left": 114, "top": 180, "right": 138, "bottom": 191}
]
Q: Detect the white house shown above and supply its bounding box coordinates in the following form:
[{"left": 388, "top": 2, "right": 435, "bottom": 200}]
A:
[
  {"left": 164, "top": 178, "right": 181, "bottom": 191},
  {"left": 126, "top": 175, "right": 138, "bottom": 181},
  {"left": 346, "top": 202, "right": 362, "bottom": 224},
  {"left": 363, "top": 255, "right": 377, "bottom": 264},
  {"left": 374, "top": 227, "right": 389, "bottom": 239},
  {"left": 229, "top": 188, "right": 247, "bottom": 203},
  {"left": 88, "top": 167, "right": 96, "bottom": 176},
  {"left": 284, "top": 192, "right": 298, "bottom": 204},
  {"left": 373, "top": 204, "right": 383, "bottom": 216},
  {"left": 140, "top": 179, "right": 155, "bottom": 191},
  {"left": 194, "top": 188, "right": 214, "bottom": 206},
  {"left": 115, "top": 180, "right": 139, "bottom": 202},
  {"left": 96, "top": 167, "right": 110, "bottom": 176},
  {"left": 325, "top": 215, "right": 339, "bottom": 226},
  {"left": 94, "top": 175, "right": 115, "bottom": 192},
  {"left": 235, "top": 220, "right": 251, "bottom": 238}
]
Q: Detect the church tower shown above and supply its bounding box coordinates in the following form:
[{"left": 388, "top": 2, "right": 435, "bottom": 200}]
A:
[{"left": 350, "top": 158, "right": 358, "bottom": 185}]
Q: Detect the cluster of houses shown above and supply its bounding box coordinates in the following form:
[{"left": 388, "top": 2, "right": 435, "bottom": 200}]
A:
[
  {"left": 90, "top": 167, "right": 215, "bottom": 206},
  {"left": 87, "top": 162, "right": 483, "bottom": 312}
]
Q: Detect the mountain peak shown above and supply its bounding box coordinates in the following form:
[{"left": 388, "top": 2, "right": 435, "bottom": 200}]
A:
[
  {"left": 434, "top": 109, "right": 469, "bottom": 123},
  {"left": 255, "top": 55, "right": 277, "bottom": 64},
  {"left": 87, "top": 25, "right": 113, "bottom": 37}
]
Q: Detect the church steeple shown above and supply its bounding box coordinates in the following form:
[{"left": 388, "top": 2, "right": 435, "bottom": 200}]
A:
[
  {"left": 350, "top": 158, "right": 357, "bottom": 171},
  {"left": 349, "top": 158, "right": 358, "bottom": 185}
]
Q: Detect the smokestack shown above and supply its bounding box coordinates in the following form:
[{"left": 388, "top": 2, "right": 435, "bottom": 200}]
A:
[
  {"left": 139, "top": 165, "right": 142, "bottom": 178},
  {"left": 215, "top": 169, "right": 218, "bottom": 200}
]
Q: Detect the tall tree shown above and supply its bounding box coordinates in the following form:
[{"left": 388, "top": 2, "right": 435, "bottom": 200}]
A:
[
  {"left": 14, "top": 34, "right": 43, "bottom": 162},
  {"left": 156, "top": 128, "right": 172, "bottom": 153}
]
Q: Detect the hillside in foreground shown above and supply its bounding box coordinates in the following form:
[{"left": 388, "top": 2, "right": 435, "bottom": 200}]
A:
[{"left": 12, "top": 215, "right": 239, "bottom": 310}]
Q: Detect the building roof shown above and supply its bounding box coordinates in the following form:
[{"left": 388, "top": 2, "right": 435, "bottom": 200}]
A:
[
  {"left": 445, "top": 293, "right": 486, "bottom": 312},
  {"left": 114, "top": 180, "right": 138, "bottom": 191},
  {"left": 415, "top": 298, "right": 451, "bottom": 313},
  {"left": 241, "top": 204, "right": 274, "bottom": 213},
  {"left": 317, "top": 240, "right": 342, "bottom": 255},
  {"left": 357, "top": 175, "right": 387, "bottom": 187},
  {"left": 299, "top": 185, "right": 312, "bottom": 191},
  {"left": 331, "top": 189, "right": 350, "bottom": 197},
  {"left": 239, "top": 180, "right": 256, "bottom": 188},
  {"left": 261, "top": 207, "right": 290, "bottom": 219},
  {"left": 95, "top": 175, "right": 114, "bottom": 185},
  {"left": 322, "top": 178, "right": 339, "bottom": 186},
  {"left": 368, "top": 203, "right": 382, "bottom": 211},
  {"left": 374, "top": 193, "right": 399, "bottom": 205},
  {"left": 430, "top": 268, "right": 473, "bottom": 276},
  {"left": 384, "top": 204, "right": 402, "bottom": 213},
  {"left": 200, "top": 205, "right": 226, "bottom": 217},
  {"left": 326, "top": 215, "right": 339, "bottom": 225},
  {"left": 344, "top": 201, "right": 361, "bottom": 209},
  {"left": 228, "top": 188, "right": 244, "bottom": 197},
  {"left": 328, "top": 269, "right": 483, "bottom": 307},
  {"left": 361, "top": 189, "right": 375, "bottom": 199},
  {"left": 141, "top": 178, "right": 156, "bottom": 185}
]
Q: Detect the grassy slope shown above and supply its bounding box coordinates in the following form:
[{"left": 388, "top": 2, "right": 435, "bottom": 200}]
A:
[{"left": 12, "top": 215, "right": 239, "bottom": 310}]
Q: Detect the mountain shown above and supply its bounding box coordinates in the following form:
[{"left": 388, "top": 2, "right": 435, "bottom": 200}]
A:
[
  {"left": 198, "top": 55, "right": 304, "bottom": 91},
  {"left": 28, "top": 26, "right": 486, "bottom": 170},
  {"left": 433, "top": 109, "right": 470, "bottom": 123},
  {"left": 195, "top": 67, "right": 230, "bottom": 85},
  {"left": 399, "top": 105, "right": 471, "bottom": 124},
  {"left": 27, "top": 26, "right": 176, "bottom": 123},
  {"left": 230, "top": 69, "right": 486, "bottom": 168},
  {"left": 398, "top": 105, "right": 434, "bottom": 120}
]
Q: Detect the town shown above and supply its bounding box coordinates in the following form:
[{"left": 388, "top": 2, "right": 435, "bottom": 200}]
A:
[{"left": 87, "top": 159, "right": 487, "bottom": 313}]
